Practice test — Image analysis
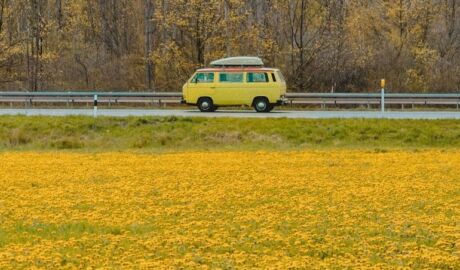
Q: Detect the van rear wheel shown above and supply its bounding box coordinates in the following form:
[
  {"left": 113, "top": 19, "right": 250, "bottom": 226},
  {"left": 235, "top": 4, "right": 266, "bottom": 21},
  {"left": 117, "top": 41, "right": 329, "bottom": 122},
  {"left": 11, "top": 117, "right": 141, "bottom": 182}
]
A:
[
  {"left": 266, "top": 104, "right": 274, "bottom": 112},
  {"left": 197, "top": 97, "right": 215, "bottom": 112},
  {"left": 253, "top": 97, "right": 270, "bottom": 113}
]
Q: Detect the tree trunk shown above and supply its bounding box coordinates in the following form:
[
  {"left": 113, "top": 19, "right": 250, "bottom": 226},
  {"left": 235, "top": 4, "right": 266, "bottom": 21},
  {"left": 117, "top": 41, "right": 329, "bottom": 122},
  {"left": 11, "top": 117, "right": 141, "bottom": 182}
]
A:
[
  {"left": 29, "top": 0, "right": 42, "bottom": 91},
  {"left": 224, "top": 0, "right": 231, "bottom": 56},
  {"left": 56, "top": 0, "right": 63, "bottom": 29},
  {"left": 297, "top": 0, "right": 307, "bottom": 90},
  {"left": 75, "top": 54, "right": 90, "bottom": 87},
  {"left": 195, "top": 17, "right": 204, "bottom": 66},
  {"left": 0, "top": 0, "right": 5, "bottom": 33},
  {"left": 144, "top": 0, "right": 155, "bottom": 90},
  {"left": 299, "top": 0, "right": 305, "bottom": 69},
  {"left": 99, "top": 0, "right": 120, "bottom": 55}
]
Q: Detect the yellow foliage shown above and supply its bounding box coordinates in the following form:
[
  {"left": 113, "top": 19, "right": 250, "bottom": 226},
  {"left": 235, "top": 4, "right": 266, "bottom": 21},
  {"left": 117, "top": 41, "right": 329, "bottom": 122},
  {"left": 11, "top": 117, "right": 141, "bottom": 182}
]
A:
[{"left": 0, "top": 151, "right": 459, "bottom": 268}]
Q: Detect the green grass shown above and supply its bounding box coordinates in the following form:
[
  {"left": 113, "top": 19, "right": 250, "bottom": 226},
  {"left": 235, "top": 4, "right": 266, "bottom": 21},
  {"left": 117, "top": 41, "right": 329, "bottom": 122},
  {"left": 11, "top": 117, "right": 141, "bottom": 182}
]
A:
[{"left": 1, "top": 115, "right": 460, "bottom": 151}]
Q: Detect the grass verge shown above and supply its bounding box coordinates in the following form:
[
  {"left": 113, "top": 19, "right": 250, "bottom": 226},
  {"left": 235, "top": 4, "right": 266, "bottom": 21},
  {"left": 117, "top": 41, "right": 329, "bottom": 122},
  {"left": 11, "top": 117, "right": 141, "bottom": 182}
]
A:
[{"left": 1, "top": 115, "right": 460, "bottom": 151}]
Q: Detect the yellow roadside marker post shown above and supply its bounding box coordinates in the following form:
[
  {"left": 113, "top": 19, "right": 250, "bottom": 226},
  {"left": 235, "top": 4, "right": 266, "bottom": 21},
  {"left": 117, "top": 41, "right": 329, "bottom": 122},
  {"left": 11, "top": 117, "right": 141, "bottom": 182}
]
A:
[{"left": 381, "top": 79, "right": 386, "bottom": 113}]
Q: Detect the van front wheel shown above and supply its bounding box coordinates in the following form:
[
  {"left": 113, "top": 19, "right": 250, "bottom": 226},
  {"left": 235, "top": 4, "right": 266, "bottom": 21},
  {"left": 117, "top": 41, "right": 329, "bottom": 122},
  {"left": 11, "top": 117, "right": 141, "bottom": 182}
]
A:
[
  {"left": 197, "top": 97, "right": 215, "bottom": 112},
  {"left": 253, "top": 97, "right": 270, "bottom": 113}
]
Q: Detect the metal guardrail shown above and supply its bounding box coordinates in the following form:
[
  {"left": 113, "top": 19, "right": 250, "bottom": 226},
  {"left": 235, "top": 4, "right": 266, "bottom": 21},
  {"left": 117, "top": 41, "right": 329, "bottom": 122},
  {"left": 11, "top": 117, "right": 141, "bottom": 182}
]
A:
[
  {"left": 2, "top": 91, "right": 460, "bottom": 98},
  {"left": 1, "top": 91, "right": 460, "bottom": 109},
  {"left": 288, "top": 93, "right": 460, "bottom": 98},
  {"left": 0, "top": 91, "right": 180, "bottom": 97},
  {"left": 0, "top": 92, "right": 182, "bottom": 108},
  {"left": 286, "top": 93, "right": 460, "bottom": 110}
]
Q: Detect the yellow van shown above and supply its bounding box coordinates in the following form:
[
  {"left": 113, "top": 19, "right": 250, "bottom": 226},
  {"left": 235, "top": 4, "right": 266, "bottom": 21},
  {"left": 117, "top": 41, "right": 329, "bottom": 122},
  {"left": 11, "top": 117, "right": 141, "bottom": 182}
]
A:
[{"left": 182, "top": 57, "right": 287, "bottom": 112}]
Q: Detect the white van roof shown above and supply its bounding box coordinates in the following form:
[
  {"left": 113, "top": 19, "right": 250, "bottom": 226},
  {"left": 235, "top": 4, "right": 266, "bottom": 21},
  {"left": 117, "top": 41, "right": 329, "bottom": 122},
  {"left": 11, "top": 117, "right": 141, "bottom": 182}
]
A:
[{"left": 210, "top": 57, "right": 264, "bottom": 67}]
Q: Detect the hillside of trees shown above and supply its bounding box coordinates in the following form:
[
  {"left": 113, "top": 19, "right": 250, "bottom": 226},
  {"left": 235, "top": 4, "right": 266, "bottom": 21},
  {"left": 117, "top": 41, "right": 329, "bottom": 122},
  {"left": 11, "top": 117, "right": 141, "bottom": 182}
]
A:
[{"left": 0, "top": 0, "right": 459, "bottom": 92}]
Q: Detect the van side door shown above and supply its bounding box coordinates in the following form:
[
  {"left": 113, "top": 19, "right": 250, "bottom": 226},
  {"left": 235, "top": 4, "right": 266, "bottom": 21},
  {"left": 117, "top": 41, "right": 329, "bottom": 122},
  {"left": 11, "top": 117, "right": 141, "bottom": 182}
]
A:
[{"left": 214, "top": 72, "right": 245, "bottom": 105}]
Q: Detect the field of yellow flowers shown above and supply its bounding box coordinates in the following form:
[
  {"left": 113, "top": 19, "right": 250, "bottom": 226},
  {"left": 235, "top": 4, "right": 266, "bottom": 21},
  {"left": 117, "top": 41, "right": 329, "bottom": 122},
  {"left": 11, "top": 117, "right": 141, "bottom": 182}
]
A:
[{"left": 0, "top": 151, "right": 458, "bottom": 269}]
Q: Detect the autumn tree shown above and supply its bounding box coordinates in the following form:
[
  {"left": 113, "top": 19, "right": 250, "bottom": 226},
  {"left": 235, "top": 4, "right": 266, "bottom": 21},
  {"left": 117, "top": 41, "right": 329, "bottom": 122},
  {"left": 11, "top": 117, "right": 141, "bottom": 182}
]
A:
[{"left": 1, "top": 0, "right": 460, "bottom": 92}]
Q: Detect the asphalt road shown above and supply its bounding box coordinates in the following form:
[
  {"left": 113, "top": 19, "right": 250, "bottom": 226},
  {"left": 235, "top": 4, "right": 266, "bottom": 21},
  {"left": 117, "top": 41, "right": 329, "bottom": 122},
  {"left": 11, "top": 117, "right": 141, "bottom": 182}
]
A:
[{"left": 3, "top": 108, "right": 460, "bottom": 119}]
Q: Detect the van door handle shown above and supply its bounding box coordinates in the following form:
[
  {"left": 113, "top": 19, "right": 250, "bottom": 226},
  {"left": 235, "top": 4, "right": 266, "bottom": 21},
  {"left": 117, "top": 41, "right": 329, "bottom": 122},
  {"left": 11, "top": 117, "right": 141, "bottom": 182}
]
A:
[{"left": 210, "top": 86, "right": 216, "bottom": 89}]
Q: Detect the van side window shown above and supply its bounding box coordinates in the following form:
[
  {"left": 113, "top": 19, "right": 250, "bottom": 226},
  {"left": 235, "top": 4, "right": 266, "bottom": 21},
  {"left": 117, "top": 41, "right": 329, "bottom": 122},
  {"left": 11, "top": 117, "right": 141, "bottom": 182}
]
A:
[
  {"left": 247, "top": 72, "right": 268, "bottom": 83},
  {"left": 219, "top": 73, "right": 243, "bottom": 83},
  {"left": 192, "top": 73, "right": 214, "bottom": 83},
  {"left": 271, "top": 73, "right": 277, "bottom": 82}
]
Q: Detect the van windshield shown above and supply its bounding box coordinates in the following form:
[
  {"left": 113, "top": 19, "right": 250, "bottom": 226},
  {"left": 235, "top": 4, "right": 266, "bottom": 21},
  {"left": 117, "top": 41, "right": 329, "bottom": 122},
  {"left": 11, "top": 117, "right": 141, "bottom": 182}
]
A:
[{"left": 276, "top": 71, "right": 285, "bottom": 82}]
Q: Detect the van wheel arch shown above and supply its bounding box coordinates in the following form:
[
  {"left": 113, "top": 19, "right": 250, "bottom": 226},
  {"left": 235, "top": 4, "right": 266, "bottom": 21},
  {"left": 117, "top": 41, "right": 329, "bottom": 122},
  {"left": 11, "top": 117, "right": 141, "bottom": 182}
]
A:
[
  {"left": 252, "top": 96, "right": 271, "bottom": 113},
  {"left": 197, "top": 97, "right": 216, "bottom": 112}
]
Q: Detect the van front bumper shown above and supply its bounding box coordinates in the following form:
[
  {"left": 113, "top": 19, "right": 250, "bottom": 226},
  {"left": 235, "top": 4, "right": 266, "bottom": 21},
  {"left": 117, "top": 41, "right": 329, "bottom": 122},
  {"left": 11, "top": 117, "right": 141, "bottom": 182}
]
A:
[{"left": 275, "top": 98, "right": 289, "bottom": 106}]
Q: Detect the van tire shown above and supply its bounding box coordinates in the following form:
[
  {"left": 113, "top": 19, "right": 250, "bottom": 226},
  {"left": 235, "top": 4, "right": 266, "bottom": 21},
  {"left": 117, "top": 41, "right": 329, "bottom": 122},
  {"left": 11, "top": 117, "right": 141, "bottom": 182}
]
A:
[
  {"left": 197, "top": 97, "right": 215, "bottom": 112},
  {"left": 253, "top": 97, "right": 270, "bottom": 113},
  {"left": 266, "top": 104, "right": 274, "bottom": 112}
]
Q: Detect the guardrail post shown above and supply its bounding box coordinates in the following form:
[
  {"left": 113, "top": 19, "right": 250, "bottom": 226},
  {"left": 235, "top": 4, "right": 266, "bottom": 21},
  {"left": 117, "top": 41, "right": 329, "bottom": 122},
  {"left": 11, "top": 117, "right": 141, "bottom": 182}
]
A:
[{"left": 93, "top": 94, "right": 98, "bottom": 118}]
